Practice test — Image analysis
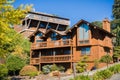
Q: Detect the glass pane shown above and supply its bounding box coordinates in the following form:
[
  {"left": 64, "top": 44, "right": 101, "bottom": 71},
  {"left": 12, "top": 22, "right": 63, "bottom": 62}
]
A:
[
  {"left": 79, "top": 24, "right": 84, "bottom": 40},
  {"left": 83, "top": 24, "right": 89, "bottom": 40},
  {"left": 86, "top": 47, "right": 90, "bottom": 54}
]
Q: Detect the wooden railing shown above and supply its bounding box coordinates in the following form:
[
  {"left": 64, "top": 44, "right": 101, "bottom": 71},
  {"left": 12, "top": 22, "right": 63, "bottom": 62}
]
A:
[
  {"left": 30, "top": 55, "right": 72, "bottom": 64},
  {"left": 31, "top": 39, "right": 73, "bottom": 49}
]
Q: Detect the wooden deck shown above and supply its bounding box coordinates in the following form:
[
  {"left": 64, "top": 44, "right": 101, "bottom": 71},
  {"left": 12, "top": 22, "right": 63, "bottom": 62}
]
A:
[
  {"left": 31, "top": 39, "right": 73, "bottom": 49},
  {"left": 30, "top": 55, "right": 72, "bottom": 64}
]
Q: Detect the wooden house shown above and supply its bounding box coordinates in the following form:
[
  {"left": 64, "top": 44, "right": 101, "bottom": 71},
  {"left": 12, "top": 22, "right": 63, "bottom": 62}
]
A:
[{"left": 14, "top": 11, "right": 114, "bottom": 71}]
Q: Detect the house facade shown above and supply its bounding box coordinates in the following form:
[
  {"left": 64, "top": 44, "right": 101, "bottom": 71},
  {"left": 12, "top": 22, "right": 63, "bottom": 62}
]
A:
[{"left": 14, "top": 11, "right": 114, "bottom": 71}]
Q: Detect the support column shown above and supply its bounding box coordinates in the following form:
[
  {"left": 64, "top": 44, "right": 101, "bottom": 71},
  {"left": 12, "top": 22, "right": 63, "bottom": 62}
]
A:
[
  {"left": 27, "top": 19, "right": 31, "bottom": 29},
  {"left": 56, "top": 24, "right": 59, "bottom": 30},
  {"left": 39, "top": 51, "right": 41, "bottom": 71},
  {"left": 36, "top": 21, "right": 41, "bottom": 29},
  {"left": 45, "top": 22, "right": 49, "bottom": 30},
  {"left": 53, "top": 50, "right": 56, "bottom": 63}
]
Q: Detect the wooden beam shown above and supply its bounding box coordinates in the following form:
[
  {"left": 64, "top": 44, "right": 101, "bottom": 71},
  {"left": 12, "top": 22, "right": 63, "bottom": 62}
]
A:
[
  {"left": 75, "top": 25, "right": 77, "bottom": 27},
  {"left": 27, "top": 19, "right": 31, "bottom": 29},
  {"left": 56, "top": 24, "right": 59, "bottom": 30},
  {"left": 36, "top": 21, "right": 41, "bottom": 30},
  {"left": 45, "top": 22, "right": 49, "bottom": 30}
]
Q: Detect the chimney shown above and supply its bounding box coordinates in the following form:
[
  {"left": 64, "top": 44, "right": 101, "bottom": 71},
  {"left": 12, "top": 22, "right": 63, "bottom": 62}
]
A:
[{"left": 102, "top": 18, "right": 110, "bottom": 32}]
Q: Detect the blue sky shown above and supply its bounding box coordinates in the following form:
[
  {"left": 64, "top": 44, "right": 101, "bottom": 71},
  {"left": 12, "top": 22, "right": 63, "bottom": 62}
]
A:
[{"left": 14, "top": 0, "right": 114, "bottom": 26}]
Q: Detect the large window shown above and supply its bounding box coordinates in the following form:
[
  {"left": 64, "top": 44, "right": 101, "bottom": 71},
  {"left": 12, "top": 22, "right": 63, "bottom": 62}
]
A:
[
  {"left": 79, "top": 24, "right": 89, "bottom": 40},
  {"left": 81, "top": 47, "right": 90, "bottom": 55}
]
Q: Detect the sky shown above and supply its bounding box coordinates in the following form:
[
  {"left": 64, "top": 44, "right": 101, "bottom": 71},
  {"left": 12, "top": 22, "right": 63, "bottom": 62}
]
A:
[{"left": 14, "top": 0, "right": 114, "bottom": 26}]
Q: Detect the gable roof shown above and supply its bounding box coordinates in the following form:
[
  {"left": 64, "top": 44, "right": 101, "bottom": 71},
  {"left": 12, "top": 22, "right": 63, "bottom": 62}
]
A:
[{"left": 66, "top": 19, "right": 115, "bottom": 37}]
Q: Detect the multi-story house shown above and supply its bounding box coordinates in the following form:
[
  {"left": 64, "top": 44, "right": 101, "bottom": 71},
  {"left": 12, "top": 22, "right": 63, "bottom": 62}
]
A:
[{"left": 14, "top": 11, "right": 114, "bottom": 71}]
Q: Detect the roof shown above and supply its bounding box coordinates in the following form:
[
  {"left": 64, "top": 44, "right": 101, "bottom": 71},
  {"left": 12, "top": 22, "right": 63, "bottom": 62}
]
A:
[
  {"left": 28, "top": 11, "right": 69, "bottom": 21},
  {"left": 66, "top": 19, "right": 115, "bottom": 37},
  {"left": 45, "top": 29, "right": 66, "bottom": 36}
]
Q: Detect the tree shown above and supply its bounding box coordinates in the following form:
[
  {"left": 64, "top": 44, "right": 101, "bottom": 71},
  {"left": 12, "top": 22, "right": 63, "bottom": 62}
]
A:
[
  {"left": 76, "top": 56, "right": 88, "bottom": 73},
  {"left": 91, "top": 21, "right": 102, "bottom": 28},
  {"left": 112, "top": 0, "right": 120, "bottom": 46},
  {"left": 0, "top": 0, "right": 32, "bottom": 58},
  {"left": 6, "top": 55, "right": 26, "bottom": 75},
  {"left": 99, "top": 54, "right": 113, "bottom": 68},
  {"left": 0, "top": 64, "right": 8, "bottom": 79}
]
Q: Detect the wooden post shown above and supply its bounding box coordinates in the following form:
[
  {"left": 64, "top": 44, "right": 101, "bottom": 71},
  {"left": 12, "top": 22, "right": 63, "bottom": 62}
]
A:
[
  {"left": 39, "top": 51, "right": 41, "bottom": 71},
  {"left": 36, "top": 21, "right": 41, "bottom": 29},
  {"left": 27, "top": 19, "right": 31, "bottom": 29},
  {"left": 73, "top": 62, "right": 76, "bottom": 78},
  {"left": 45, "top": 22, "right": 49, "bottom": 29},
  {"left": 56, "top": 24, "right": 59, "bottom": 30}
]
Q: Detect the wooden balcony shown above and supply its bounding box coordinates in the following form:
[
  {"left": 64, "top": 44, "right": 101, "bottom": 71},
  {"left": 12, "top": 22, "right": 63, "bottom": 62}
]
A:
[
  {"left": 31, "top": 39, "right": 73, "bottom": 49},
  {"left": 30, "top": 55, "right": 72, "bottom": 64}
]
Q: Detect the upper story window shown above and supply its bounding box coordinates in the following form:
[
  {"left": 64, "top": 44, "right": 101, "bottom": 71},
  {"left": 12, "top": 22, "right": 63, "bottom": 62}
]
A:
[
  {"left": 81, "top": 47, "right": 90, "bottom": 55},
  {"left": 58, "top": 25, "right": 67, "bottom": 31},
  {"left": 79, "top": 23, "right": 89, "bottom": 44},
  {"left": 50, "top": 32, "right": 57, "bottom": 41},
  {"left": 62, "top": 35, "right": 71, "bottom": 40},
  {"left": 36, "top": 33, "right": 43, "bottom": 42}
]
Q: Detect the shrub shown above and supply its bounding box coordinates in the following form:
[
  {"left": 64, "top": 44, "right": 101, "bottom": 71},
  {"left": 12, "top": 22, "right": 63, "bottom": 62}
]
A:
[
  {"left": 0, "top": 64, "right": 8, "bottom": 79},
  {"left": 70, "top": 75, "right": 91, "bottom": 80},
  {"left": 58, "top": 65, "right": 65, "bottom": 72},
  {"left": 20, "top": 65, "right": 38, "bottom": 77},
  {"left": 42, "top": 64, "right": 65, "bottom": 74},
  {"left": 42, "top": 65, "right": 51, "bottom": 74},
  {"left": 93, "top": 69, "right": 113, "bottom": 80},
  {"left": 6, "top": 55, "right": 26, "bottom": 75},
  {"left": 50, "top": 64, "right": 59, "bottom": 71},
  {"left": 109, "top": 64, "right": 120, "bottom": 74}
]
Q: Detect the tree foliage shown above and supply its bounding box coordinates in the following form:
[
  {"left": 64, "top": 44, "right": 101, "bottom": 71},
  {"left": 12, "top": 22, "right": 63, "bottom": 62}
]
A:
[
  {"left": 6, "top": 55, "right": 26, "bottom": 75},
  {"left": 0, "top": 64, "right": 8, "bottom": 79},
  {"left": 91, "top": 21, "right": 102, "bottom": 28},
  {"left": 99, "top": 54, "right": 113, "bottom": 68},
  {"left": 0, "top": 0, "right": 31, "bottom": 58}
]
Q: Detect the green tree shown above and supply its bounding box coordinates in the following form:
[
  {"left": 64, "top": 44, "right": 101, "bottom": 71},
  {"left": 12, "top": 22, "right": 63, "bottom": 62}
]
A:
[
  {"left": 0, "top": 0, "right": 32, "bottom": 58},
  {"left": 99, "top": 54, "right": 113, "bottom": 68},
  {"left": 112, "top": 0, "right": 120, "bottom": 46},
  {"left": 76, "top": 56, "right": 88, "bottom": 73},
  {"left": 6, "top": 55, "right": 26, "bottom": 75},
  {"left": 91, "top": 21, "right": 102, "bottom": 28},
  {"left": 0, "top": 64, "right": 8, "bottom": 79}
]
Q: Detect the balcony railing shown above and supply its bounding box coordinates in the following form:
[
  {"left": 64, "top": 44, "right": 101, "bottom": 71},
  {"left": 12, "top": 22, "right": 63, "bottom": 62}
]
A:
[
  {"left": 31, "top": 39, "right": 73, "bottom": 49},
  {"left": 30, "top": 55, "right": 72, "bottom": 64}
]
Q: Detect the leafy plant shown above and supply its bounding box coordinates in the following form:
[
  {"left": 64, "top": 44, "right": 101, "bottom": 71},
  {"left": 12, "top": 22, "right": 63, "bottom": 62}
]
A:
[
  {"left": 76, "top": 56, "right": 88, "bottom": 73},
  {"left": 20, "top": 65, "right": 38, "bottom": 77},
  {"left": 6, "top": 55, "right": 26, "bottom": 75},
  {"left": 99, "top": 54, "right": 113, "bottom": 68},
  {"left": 70, "top": 75, "right": 91, "bottom": 80},
  {"left": 93, "top": 69, "right": 113, "bottom": 80},
  {"left": 0, "top": 64, "right": 8, "bottom": 79},
  {"left": 42, "top": 65, "right": 51, "bottom": 74},
  {"left": 109, "top": 64, "right": 120, "bottom": 74}
]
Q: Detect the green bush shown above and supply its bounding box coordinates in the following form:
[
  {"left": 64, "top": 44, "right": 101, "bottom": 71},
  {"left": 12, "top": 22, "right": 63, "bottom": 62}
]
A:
[
  {"left": 6, "top": 55, "right": 26, "bottom": 75},
  {"left": 93, "top": 69, "right": 113, "bottom": 80},
  {"left": 0, "top": 64, "right": 8, "bottom": 79},
  {"left": 50, "top": 64, "right": 59, "bottom": 71},
  {"left": 70, "top": 75, "right": 91, "bottom": 80},
  {"left": 20, "top": 65, "right": 38, "bottom": 77},
  {"left": 42, "top": 65, "right": 51, "bottom": 74},
  {"left": 109, "top": 64, "right": 120, "bottom": 74},
  {"left": 42, "top": 64, "right": 65, "bottom": 74}
]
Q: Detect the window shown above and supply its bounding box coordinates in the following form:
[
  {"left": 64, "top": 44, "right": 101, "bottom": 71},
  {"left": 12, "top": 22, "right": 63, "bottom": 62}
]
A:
[
  {"left": 81, "top": 47, "right": 90, "bottom": 55},
  {"left": 79, "top": 23, "right": 89, "bottom": 41},
  {"left": 51, "top": 32, "right": 57, "bottom": 41},
  {"left": 62, "top": 35, "right": 71, "bottom": 40}
]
